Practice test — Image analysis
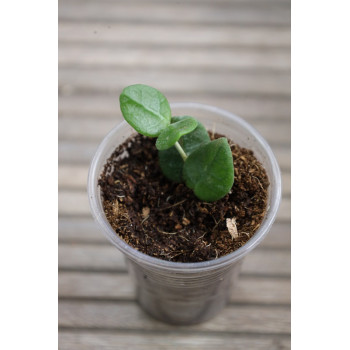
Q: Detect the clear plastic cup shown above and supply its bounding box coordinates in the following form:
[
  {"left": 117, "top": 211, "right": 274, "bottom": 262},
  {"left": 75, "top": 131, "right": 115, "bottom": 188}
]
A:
[{"left": 88, "top": 103, "right": 282, "bottom": 325}]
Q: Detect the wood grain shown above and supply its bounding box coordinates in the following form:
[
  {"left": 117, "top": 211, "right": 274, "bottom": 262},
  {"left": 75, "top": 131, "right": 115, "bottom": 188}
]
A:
[
  {"left": 59, "top": 300, "right": 290, "bottom": 333},
  {"left": 59, "top": 331, "right": 291, "bottom": 350},
  {"left": 59, "top": 271, "right": 290, "bottom": 304},
  {"left": 58, "top": 0, "right": 291, "bottom": 346},
  {"left": 58, "top": 216, "right": 290, "bottom": 249},
  {"left": 59, "top": 22, "right": 290, "bottom": 48},
  {"left": 59, "top": 0, "right": 290, "bottom": 26},
  {"left": 59, "top": 46, "right": 290, "bottom": 71},
  {"left": 59, "top": 68, "right": 290, "bottom": 96},
  {"left": 58, "top": 243, "right": 290, "bottom": 276}
]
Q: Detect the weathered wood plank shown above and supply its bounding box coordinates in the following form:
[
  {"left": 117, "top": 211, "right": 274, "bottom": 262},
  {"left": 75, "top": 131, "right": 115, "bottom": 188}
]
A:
[
  {"left": 59, "top": 46, "right": 290, "bottom": 71},
  {"left": 59, "top": 0, "right": 290, "bottom": 26},
  {"left": 59, "top": 330, "right": 290, "bottom": 350},
  {"left": 58, "top": 141, "right": 98, "bottom": 164},
  {"left": 105, "top": 0, "right": 291, "bottom": 2},
  {"left": 58, "top": 216, "right": 290, "bottom": 248},
  {"left": 58, "top": 141, "right": 290, "bottom": 169},
  {"left": 102, "top": 0, "right": 291, "bottom": 2},
  {"left": 58, "top": 117, "right": 290, "bottom": 145},
  {"left": 59, "top": 271, "right": 290, "bottom": 304},
  {"left": 59, "top": 217, "right": 103, "bottom": 243},
  {"left": 58, "top": 165, "right": 89, "bottom": 189},
  {"left": 58, "top": 244, "right": 127, "bottom": 271},
  {"left": 58, "top": 190, "right": 290, "bottom": 221},
  {"left": 59, "top": 272, "right": 134, "bottom": 300},
  {"left": 59, "top": 23, "right": 290, "bottom": 48},
  {"left": 58, "top": 191, "right": 90, "bottom": 216},
  {"left": 58, "top": 94, "right": 290, "bottom": 121},
  {"left": 59, "top": 0, "right": 291, "bottom": 6},
  {"left": 58, "top": 164, "right": 290, "bottom": 197},
  {"left": 58, "top": 300, "right": 290, "bottom": 333},
  {"left": 58, "top": 243, "right": 290, "bottom": 276},
  {"left": 59, "top": 68, "right": 290, "bottom": 96}
]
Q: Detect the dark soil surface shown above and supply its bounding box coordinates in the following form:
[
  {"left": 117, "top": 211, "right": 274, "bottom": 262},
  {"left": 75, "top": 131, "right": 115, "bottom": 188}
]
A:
[{"left": 98, "top": 133, "right": 269, "bottom": 263}]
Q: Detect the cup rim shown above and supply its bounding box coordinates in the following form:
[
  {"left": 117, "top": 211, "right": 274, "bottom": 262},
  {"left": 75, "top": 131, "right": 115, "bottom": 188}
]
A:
[{"left": 87, "top": 102, "right": 282, "bottom": 273}]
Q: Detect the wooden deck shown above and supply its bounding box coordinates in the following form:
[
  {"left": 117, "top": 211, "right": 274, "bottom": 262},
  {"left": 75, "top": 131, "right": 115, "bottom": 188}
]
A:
[{"left": 58, "top": 0, "right": 291, "bottom": 348}]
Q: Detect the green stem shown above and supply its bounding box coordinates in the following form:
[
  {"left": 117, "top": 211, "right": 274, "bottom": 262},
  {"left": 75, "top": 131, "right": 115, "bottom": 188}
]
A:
[{"left": 175, "top": 141, "right": 188, "bottom": 161}]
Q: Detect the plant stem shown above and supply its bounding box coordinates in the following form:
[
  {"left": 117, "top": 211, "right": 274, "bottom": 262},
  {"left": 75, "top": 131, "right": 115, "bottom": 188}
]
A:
[{"left": 175, "top": 141, "right": 188, "bottom": 161}]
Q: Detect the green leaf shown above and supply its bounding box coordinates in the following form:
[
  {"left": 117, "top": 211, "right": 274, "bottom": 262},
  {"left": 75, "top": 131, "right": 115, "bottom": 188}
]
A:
[
  {"left": 159, "top": 117, "right": 210, "bottom": 182},
  {"left": 119, "top": 84, "right": 171, "bottom": 137},
  {"left": 182, "top": 138, "right": 234, "bottom": 202},
  {"left": 156, "top": 116, "right": 198, "bottom": 151},
  {"left": 159, "top": 146, "right": 184, "bottom": 182}
]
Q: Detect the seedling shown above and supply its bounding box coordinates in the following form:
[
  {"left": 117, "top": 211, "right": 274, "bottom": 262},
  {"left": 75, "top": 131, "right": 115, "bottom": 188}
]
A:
[{"left": 119, "top": 84, "right": 234, "bottom": 202}]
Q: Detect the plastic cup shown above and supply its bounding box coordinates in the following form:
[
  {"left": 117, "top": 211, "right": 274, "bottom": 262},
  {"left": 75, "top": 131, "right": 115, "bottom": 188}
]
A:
[{"left": 88, "top": 103, "right": 282, "bottom": 325}]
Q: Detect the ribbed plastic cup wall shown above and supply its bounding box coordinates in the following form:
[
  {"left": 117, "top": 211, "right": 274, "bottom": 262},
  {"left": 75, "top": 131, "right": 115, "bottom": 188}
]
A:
[{"left": 88, "top": 103, "right": 282, "bottom": 324}]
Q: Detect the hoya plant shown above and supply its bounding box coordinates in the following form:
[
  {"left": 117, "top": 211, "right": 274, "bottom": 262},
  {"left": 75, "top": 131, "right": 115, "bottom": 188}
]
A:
[{"left": 119, "top": 84, "right": 234, "bottom": 202}]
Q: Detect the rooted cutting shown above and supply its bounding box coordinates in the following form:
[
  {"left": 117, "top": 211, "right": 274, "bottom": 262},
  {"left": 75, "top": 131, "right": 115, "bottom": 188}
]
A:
[{"left": 99, "top": 133, "right": 269, "bottom": 263}]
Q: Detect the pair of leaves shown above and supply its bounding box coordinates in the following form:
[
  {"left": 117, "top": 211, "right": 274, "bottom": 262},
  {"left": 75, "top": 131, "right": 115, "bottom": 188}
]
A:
[
  {"left": 119, "top": 84, "right": 234, "bottom": 202},
  {"left": 159, "top": 116, "right": 210, "bottom": 182},
  {"left": 159, "top": 124, "right": 234, "bottom": 202},
  {"left": 156, "top": 116, "right": 198, "bottom": 151}
]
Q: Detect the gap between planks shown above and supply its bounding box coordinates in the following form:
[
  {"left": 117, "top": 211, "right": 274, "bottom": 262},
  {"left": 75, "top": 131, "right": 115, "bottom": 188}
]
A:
[
  {"left": 58, "top": 243, "right": 290, "bottom": 276},
  {"left": 58, "top": 1, "right": 290, "bottom": 27},
  {"left": 58, "top": 23, "right": 290, "bottom": 49},
  {"left": 58, "top": 300, "right": 290, "bottom": 334},
  {"left": 59, "top": 46, "right": 290, "bottom": 71},
  {"left": 58, "top": 271, "right": 290, "bottom": 305},
  {"left": 59, "top": 0, "right": 291, "bottom": 5},
  {"left": 58, "top": 68, "right": 290, "bottom": 97},
  {"left": 59, "top": 25, "right": 290, "bottom": 54}
]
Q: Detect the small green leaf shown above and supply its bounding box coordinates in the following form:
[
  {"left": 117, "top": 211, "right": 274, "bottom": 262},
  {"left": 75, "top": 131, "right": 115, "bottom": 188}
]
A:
[
  {"left": 159, "top": 117, "right": 210, "bottom": 182},
  {"left": 159, "top": 146, "right": 184, "bottom": 182},
  {"left": 182, "top": 138, "right": 234, "bottom": 202},
  {"left": 156, "top": 116, "right": 198, "bottom": 151},
  {"left": 119, "top": 84, "right": 171, "bottom": 137}
]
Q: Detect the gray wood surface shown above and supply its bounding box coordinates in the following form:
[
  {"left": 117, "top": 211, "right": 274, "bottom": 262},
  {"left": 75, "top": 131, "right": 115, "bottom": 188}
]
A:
[
  {"left": 59, "top": 0, "right": 290, "bottom": 26},
  {"left": 59, "top": 331, "right": 290, "bottom": 350},
  {"left": 59, "top": 23, "right": 291, "bottom": 48},
  {"left": 59, "top": 68, "right": 290, "bottom": 96},
  {"left": 59, "top": 301, "right": 290, "bottom": 333},
  {"left": 58, "top": 244, "right": 290, "bottom": 276},
  {"left": 58, "top": 0, "right": 290, "bottom": 348},
  {"left": 59, "top": 46, "right": 290, "bottom": 70},
  {"left": 59, "top": 272, "right": 290, "bottom": 304}
]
